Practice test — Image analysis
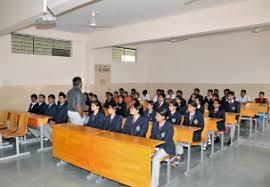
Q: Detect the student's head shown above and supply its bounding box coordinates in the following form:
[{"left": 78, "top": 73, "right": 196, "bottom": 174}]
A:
[
  {"left": 227, "top": 91, "right": 235, "bottom": 101},
  {"left": 195, "top": 97, "right": 202, "bottom": 106},
  {"left": 160, "top": 90, "right": 165, "bottom": 95},
  {"left": 131, "top": 88, "right": 136, "bottom": 95},
  {"left": 133, "top": 92, "right": 139, "bottom": 99},
  {"left": 113, "top": 91, "right": 119, "bottom": 97},
  {"left": 48, "top": 94, "right": 55, "bottom": 104},
  {"left": 83, "top": 93, "right": 89, "bottom": 101},
  {"left": 38, "top": 94, "right": 46, "bottom": 103},
  {"left": 214, "top": 89, "right": 219, "bottom": 95},
  {"left": 147, "top": 100, "right": 154, "bottom": 111},
  {"left": 119, "top": 88, "right": 124, "bottom": 95},
  {"left": 223, "top": 89, "right": 230, "bottom": 96},
  {"left": 213, "top": 93, "right": 219, "bottom": 100},
  {"left": 187, "top": 102, "right": 197, "bottom": 113},
  {"left": 142, "top": 90, "right": 147, "bottom": 96},
  {"left": 155, "top": 108, "right": 169, "bottom": 123},
  {"left": 91, "top": 100, "right": 101, "bottom": 113},
  {"left": 58, "top": 92, "right": 66, "bottom": 104},
  {"left": 175, "top": 96, "right": 182, "bottom": 105},
  {"left": 72, "top": 76, "right": 82, "bottom": 89},
  {"left": 207, "top": 89, "right": 213, "bottom": 96},
  {"left": 107, "top": 92, "right": 113, "bottom": 100},
  {"left": 167, "top": 89, "right": 173, "bottom": 95},
  {"left": 156, "top": 89, "right": 161, "bottom": 95},
  {"left": 259, "top": 91, "right": 265, "bottom": 98},
  {"left": 240, "top": 90, "right": 247, "bottom": 97},
  {"left": 108, "top": 102, "right": 118, "bottom": 115},
  {"left": 176, "top": 90, "right": 183, "bottom": 97},
  {"left": 130, "top": 102, "right": 144, "bottom": 116},
  {"left": 31, "top": 94, "right": 38, "bottom": 103},
  {"left": 158, "top": 94, "right": 166, "bottom": 103},
  {"left": 190, "top": 93, "right": 196, "bottom": 101},
  {"left": 169, "top": 100, "right": 178, "bottom": 112},
  {"left": 119, "top": 95, "right": 124, "bottom": 103},
  {"left": 91, "top": 94, "right": 98, "bottom": 102},
  {"left": 194, "top": 88, "right": 200, "bottom": 95},
  {"left": 123, "top": 91, "right": 128, "bottom": 97},
  {"left": 213, "top": 99, "right": 221, "bottom": 109}
]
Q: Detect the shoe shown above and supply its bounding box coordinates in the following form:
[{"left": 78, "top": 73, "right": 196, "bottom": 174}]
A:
[
  {"left": 214, "top": 137, "right": 220, "bottom": 143},
  {"left": 171, "top": 155, "right": 183, "bottom": 167},
  {"left": 226, "top": 139, "right": 231, "bottom": 146},
  {"left": 207, "top": 138, "right": 212, "bottom": 145}
]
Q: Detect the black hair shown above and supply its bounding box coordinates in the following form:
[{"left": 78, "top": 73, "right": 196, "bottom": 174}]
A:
[
  {"left": 119, "top": 88, "right": 124, "bottom": 92},
  {"left": 109, "top": 102, "right": 118, "bottom": 110},
  {"left": 91, "top": 100, "right": 102, "bottom": 109},
  {"left": 228, "top": 91, "right": 235, "bottom": 96},
  {"left": 169, "top": 100, "right": 178, "bottom": 108},
  {"left": 175, "top": 95, "right": 183, "bottom": 101},
  {"left": 159, "top": 94, "right": 166, "bottom": 99},
  {"left": 176, "top": 90, "right": 183, "bottom": 94},
  {"left": 83, "top": 92, "right": 89, "bottom": 96},
  {"left": 208, "top": 89, "right": 213, "bottom": 93},
  {"left": 168, "top": 89, "right": 173, "bottom": 93},
  {"left": 189, "top": 102, "right": 197, "bottom": 108},
  {"left": 89, "top": 93, "right": 94, "bottom": 97},
  {"left": 114, "top": 91, "right": 119, "bottom": 95},
  {"left": 157, "top": 107, "right": 169, "bottom": 118},
  {"left": 213, "top": 99, "right": 221, "bottom": 105},
  {"left": 39, "top": 94, "right": 45, "bottom": 98},
  {"left": 194, "top": 88, "right": 200, "bottom": 92},
  {"left": 142, "top": 90, "right": 147, "bottom": 95},
  {"left": 72, "top": 76, "right": 82, "bottom": 87},
  {"left": 59, "top": 92, "right": 66, "bottom": 98},
  {"left": 147, "top": 100, "right": 154, "bottom": 106},
  {"left": 259, "top": 91, "right": 265, "bottom": 95},
  {"left": 241, "top": 90, "right": 247, "bottom": 94},
  {"left": 224, "top": 89, "right": 230, "bottom": 92},
  {"left": 133, "top": 102, "right": 144, "bottom": 115},
  {"left": 213, "top": 93, "right": 219, "bottom": 98},
  {"left": 31, "top": 94, "right": 37, "bottom": 99},
  {"left": 119, "top": 95, "right": 125, "bottom": 99},
  {"left": 48, "top": 94, "right": 55, "bottom": 100}
]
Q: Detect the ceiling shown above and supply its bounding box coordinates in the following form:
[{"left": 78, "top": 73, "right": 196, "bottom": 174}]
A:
[{"left": 55, "top": 0, "right": 244, "bottom": 33}]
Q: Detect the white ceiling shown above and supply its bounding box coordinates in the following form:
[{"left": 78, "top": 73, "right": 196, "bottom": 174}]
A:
[{"left": 55, "top": 0, "right": 243, "bottom": 33}]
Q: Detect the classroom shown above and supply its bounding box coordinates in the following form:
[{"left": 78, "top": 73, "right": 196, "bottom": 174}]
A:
[{"left": 1, "top": 0, "right": 270, "bottom": 187}]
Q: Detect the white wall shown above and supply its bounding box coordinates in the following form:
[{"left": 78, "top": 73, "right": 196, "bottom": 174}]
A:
[
  {"left": 90, "top": 30, "right": 270, "bottom": 84},
  {"left": 0, "top": 26, "right": 89, "bottom": 87}
]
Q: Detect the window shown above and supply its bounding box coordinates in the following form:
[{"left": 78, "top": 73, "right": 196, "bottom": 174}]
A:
[
  {"left": 11, "top": 33, "right": 71, "bottom": 57},
  {"left": 112, "top": 47, "right": 136, "bottom": 63}
]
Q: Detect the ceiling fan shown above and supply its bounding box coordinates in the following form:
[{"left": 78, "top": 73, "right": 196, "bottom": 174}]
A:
[
  {"left": 35, "top": 0, "right": 56, "bottom": 26},
  {"left": 81, "top": 10, "right": 112, "bottom": 29}
]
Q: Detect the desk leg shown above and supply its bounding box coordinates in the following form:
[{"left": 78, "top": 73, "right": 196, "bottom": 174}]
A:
[
  {"left": 262, "top": 115, "right": 266, "bottom": 131},
  {"left": 221, "top": 132, "right": 224, "bottom": 150},
  {"left": 185, "top": 144, "right": 191, "bottom": 176},
  {"left": 37, "top": 125, "right": 52, "bottom": 152},
  {"left": 211, "top": 131, "right": 214, "bottom": 157},
  {"left": 56, "top": 160, "right": 68, "bottom": 167},
  {"left": 0, "top": 134, "right": 13, "bottom": 149},
  {"left": 249, "top": 117, "right": 252, "bottom": 136}
]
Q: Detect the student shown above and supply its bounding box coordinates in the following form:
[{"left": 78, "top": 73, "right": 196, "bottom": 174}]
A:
[
  {"left": 176, "top": 90, "right": 187, "bottom": 106},
  {"left": 188, "top": 93, "right": 197, "bottom": 105},
  {"left": 36, "top": 94, "right": 48, "bottom": 115},
  {"left": 166, "top": 89, "right": 176, "bottom": 100},
  {"left": 83, "top": 92, "right": 91, "bottom": 111},
  {"left": 224, "top": 91, "right": 240, "bottom": 145},
  {"left": 144, "top": 100, "right": 157, "bottom": 123},
  {"left": 168, "top": 100, "right": 181, "bottom": 125},
  {"left": 104, "top": 92, "right": 115, "bottom": 108},
  {"left": 116, "top": 95, "right": 127, "bottom": 117},
  {"left": 43, "top": 92, "right": 68, "bottom": 141},
  {"left": 131, "top": 88, "right": 137, "bottom": 98},
  {"left": 172, "top": 102, "right": 204, "bottom": 166},
  {"left": 236, "top": 90, "right": 251, "bottom": 104},
  {"left": 123, "top": 91, "right": 132, "bottom": 108},
  {"left": 255, "top": 91, "right": 269, "bottom": 104},
  {"left": 209, "top": 93, "right": 220, "bottom": 111},
  {"left": 44, "top": 94, "right": 58, "bottom": 117},
  {"left": 28, "top": 94, "right": 39, "bottom": 114},
  {"left": 194, "top": 88, "right": 203, "bottom": 102},
  {"left": 203, "top": 89, "right": 214, "bottom": 107},
  {"left": 195, "top": 97, "right": 204, "bottom": 115},
  {"left": 122, "top": 102, "right": 149, "bottom": 137},
  {"left": 85, "top": 100, "right": 105, "bottom": 129},
  {"left": 119, "top": 88, "right": 124, "bottom": 96},
  {"left": 150, "top": 108, "right": 175, "bottom": 187},
  {"left": 175, "top": 96, "right": 186, "bottom": 116},
  {"left": 209, "top": 99, "right": 225, "bottom": 143},
  {"left": 153, "top": 89, "right": 161, "bottom": 103},
  {"left": 154, "top": 94, "right": 168, "bottom": 110},
  {"left": 214, "top": 89, "right": 219, "bottom": 95},
  {"left": 221, "top": 89, "right": 230, "bottom": 108},
  {"left": 113, "top": 91, "right": 120, "bottom": 103},
  {"left": 102, "top": 102, "right": 122, "bottom": 133},
  {"left": 141, "top": 90, "right": 150, "bottom": 101}
]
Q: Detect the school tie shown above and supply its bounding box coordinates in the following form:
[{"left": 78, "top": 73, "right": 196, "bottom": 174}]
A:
[
  {"left": 132, "top": 118, "right": 136, "bottom": 125},
  {"left": 190, "top": 114, "right": 194, "bottom": 125}
]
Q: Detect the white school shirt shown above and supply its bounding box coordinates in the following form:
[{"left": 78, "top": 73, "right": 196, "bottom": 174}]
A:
[
  {"left": 236, "top": 95, "right": 251, "bottom": 103},
  {"left": 141, "top": 94, "right": 150, "bottom": 101},
  {"left": 166, "top": 94, "right": 176, "bottom": 99},
  {"left": 153, "top": 95, "right": 158, "bottom": 103}
]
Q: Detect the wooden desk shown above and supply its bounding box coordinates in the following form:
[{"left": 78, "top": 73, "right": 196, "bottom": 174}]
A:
[
  {"left": 52, "top": 124, "right": 103, "bottom": 171},
  {"left": 90, "top": 131, "right": 163, "bottom": 187},
  {"left": 173, "top": 125, "right": 202, "bottom": 175},
  {"left": 204, "top": 118, "right": 223, "bottom": 156},
  {"left": 22, "top": 113, "right": 52, "bottom": 152},
  {"left": 240, "top": 108, "right": 258, "bottom": 136}
]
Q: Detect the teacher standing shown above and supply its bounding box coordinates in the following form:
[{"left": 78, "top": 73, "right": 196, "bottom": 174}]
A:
[{"left": 67, "top": 76, "right": 85, "bottom": 125}]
